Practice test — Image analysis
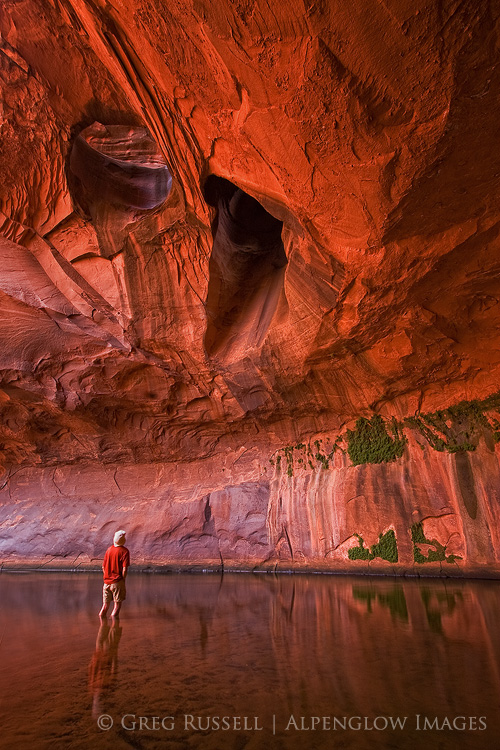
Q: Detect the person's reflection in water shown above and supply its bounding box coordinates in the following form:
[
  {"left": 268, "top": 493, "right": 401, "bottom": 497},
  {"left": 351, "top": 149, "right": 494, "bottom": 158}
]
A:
[{"left": 88, "top": 619, "right": 122, "bottom": 718}]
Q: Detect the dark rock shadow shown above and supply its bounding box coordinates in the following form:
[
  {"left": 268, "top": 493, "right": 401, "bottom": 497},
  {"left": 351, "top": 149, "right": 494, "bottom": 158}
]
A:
[{"left": 203, "top": 176, "right": 287, "bottom": 361}]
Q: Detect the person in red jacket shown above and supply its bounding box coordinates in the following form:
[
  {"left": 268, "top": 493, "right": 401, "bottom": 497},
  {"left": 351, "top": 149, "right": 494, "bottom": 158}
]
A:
[{"left": 99, "top": 530, "right": 130, "bottom": 619}]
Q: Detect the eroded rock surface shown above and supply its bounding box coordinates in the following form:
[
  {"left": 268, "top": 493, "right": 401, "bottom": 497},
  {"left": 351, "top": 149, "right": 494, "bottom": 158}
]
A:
[{"left": 0, "top": 0, "right": 499, "bottom": 573}]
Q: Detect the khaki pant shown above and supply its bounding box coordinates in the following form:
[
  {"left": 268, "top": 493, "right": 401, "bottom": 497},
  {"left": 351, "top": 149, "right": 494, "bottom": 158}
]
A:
[{"left": 103, "top": 579, "right": 126, "bottom": 604}]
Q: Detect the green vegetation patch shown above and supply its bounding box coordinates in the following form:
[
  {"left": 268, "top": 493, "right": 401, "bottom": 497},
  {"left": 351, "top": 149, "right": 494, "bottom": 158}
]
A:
[
  {"left": 348, "top": 530, "right": 398, "bottom": 563},
  {"left": 411, "top": 522, "right": 461, "bottom": 564},
  {"left": 405, "top": 393, "right": 500, "bottom": 453},
  {"left": 269, "top": 436, "right": 345, "bottom": 476},
  {"left": 268, "top": 392, "right": 500, "bottom": 471},
  {"left": 346, "top": 415, "right": 407, "bottom": 466},
  {"left": 347, "top": 534, "right": 372, "bottom": 560}
]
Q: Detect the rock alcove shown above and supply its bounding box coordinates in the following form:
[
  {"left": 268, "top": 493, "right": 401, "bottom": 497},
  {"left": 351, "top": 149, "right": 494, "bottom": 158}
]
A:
[
  {"left": 0, "top": 0, "right": 500, "bottom": 574},
  {"left": 203, "top": 176, "right": 287, "bottom": 360}
]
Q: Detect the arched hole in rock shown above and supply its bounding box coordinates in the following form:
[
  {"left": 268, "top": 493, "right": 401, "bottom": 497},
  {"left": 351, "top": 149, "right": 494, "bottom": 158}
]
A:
[
  {"left": 203, "top": 176, "right": 287, "bottom": 359},
  {"left": 69, "top": 122, "right": 172, "bottom": 215},
  {"left": 67, "top": 122, "right": 173, "bottom": 315}
]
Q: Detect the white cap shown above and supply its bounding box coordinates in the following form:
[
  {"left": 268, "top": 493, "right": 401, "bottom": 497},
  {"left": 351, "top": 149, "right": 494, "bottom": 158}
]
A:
[{"left": 113, "top": 530, "right": 126, "bottom": 546}]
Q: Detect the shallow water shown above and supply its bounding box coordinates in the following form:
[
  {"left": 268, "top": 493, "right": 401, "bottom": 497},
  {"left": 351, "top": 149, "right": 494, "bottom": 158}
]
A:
[{"left": 0, "top": 572, "right": 499, "bottom": 749}]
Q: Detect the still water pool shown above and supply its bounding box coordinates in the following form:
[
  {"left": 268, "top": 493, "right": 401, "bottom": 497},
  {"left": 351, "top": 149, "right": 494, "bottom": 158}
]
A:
[{"left": 0, "top": 572, "right": 499, "bottom": 749}]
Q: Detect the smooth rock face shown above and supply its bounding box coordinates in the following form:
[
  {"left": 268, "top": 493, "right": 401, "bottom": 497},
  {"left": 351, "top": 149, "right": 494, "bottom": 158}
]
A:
[{"left": 0, "top": 0, "right": 499, "bottom": 573}]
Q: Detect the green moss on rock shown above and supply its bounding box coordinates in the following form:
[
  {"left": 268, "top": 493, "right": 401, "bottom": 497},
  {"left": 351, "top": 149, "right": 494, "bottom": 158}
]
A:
[
  {"left": 348, "top": 534, "right": 372, "bottom": 560},
  {"left": 348, "top": 529, "right": 398, "bottom": 563},
  {"left": 346, "top": 415, "right": 407, "bottom": 466},
  {"left": 370, "top": 529, "right": 398, "bottom": 562},
  {"left": 405, "top": 392, "right": 500, "bottom": 454},
  {"left": 269, "top": 391, "right": 500, "bottom": 471},
  {"left": 411, "top": 522, "right": 461, "bottom": 564}
]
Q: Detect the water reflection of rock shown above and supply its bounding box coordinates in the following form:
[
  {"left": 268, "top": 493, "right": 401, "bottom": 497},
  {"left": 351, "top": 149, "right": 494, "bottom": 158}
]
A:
[
  {"left": 144, "top": 573, "right": 224, "bottom": 657},
  {"left": 88, "top": 620, "right": 122, "bottom": 719},
  {"left": 267, "top": 576, "right": 500, "bottom": 747},
  {"left": 1, "top": 574, "right": 500, "bottom": 749},
  {"left": 0, "top": 572, "right": 100, "bottom": 615},
  {"left": 352, "top": 583, "right": 409, "bottom": 621}
]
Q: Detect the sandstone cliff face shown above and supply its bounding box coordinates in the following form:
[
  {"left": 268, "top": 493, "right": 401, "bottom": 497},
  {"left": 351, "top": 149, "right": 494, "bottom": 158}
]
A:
[{"left": 0, "top": 0, "right": 499, "bottom": 573}]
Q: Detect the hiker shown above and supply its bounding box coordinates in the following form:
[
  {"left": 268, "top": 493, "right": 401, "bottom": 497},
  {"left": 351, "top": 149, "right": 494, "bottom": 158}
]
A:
[{"left": 99, "top": 530, "right": 130, "bottom": 619}]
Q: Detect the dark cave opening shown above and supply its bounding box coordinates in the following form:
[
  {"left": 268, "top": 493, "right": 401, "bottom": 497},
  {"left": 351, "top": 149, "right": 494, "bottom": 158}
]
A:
[{"left": 203, "top": 176, "right": 288, "bottom": 359}]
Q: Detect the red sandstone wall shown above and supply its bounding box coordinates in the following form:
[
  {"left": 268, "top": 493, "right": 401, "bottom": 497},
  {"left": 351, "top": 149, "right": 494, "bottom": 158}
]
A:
[
  {"left": 0, "top": 0, "right": 500, "bottom": 573},
  {"left": 1, "top": 437, "right": 499, "bottom": 575}
]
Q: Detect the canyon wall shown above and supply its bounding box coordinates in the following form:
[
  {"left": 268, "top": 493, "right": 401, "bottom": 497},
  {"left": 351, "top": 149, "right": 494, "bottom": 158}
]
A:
[{"left": 0, "top": 0, "right": 499, "bottom": 574}]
